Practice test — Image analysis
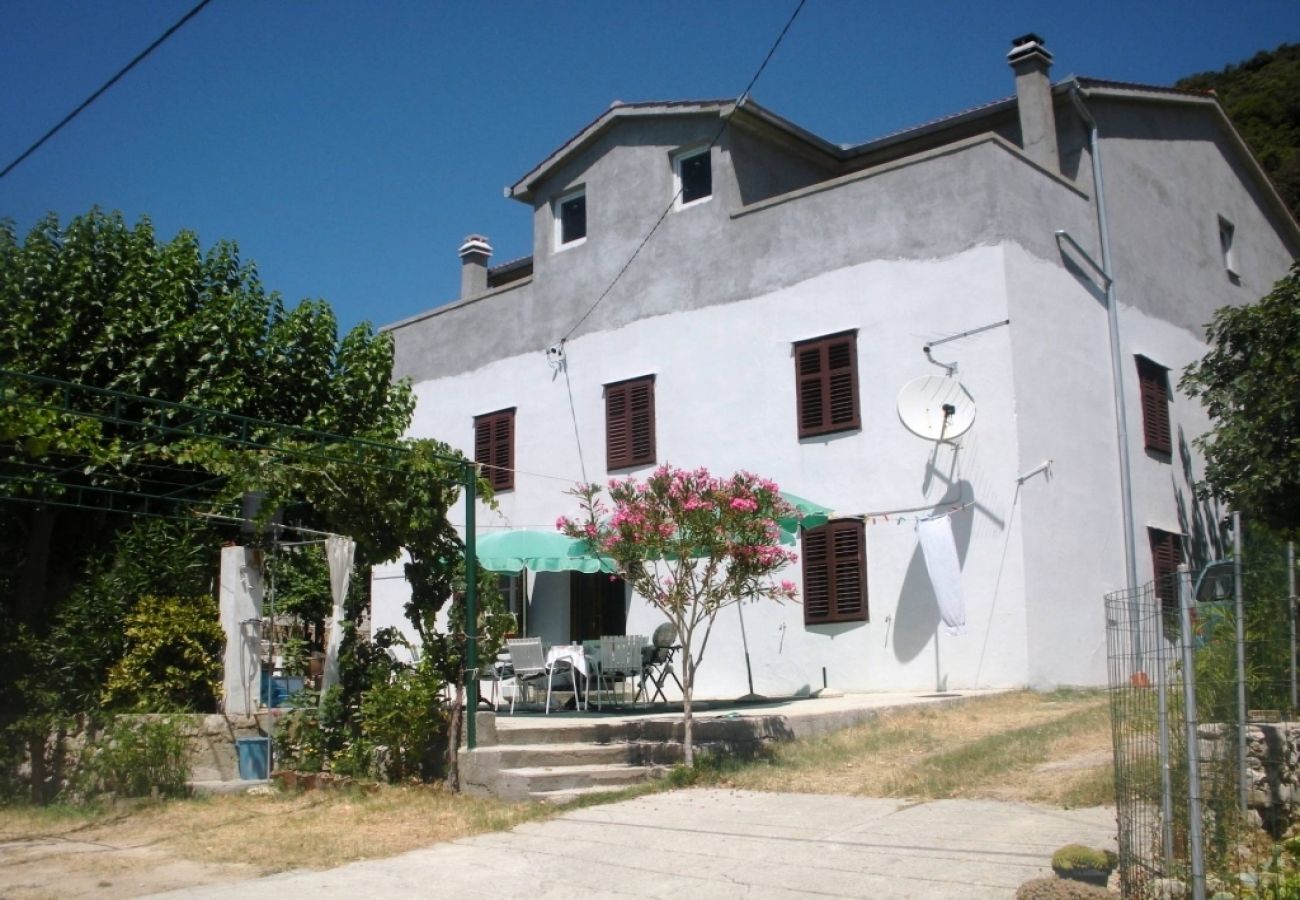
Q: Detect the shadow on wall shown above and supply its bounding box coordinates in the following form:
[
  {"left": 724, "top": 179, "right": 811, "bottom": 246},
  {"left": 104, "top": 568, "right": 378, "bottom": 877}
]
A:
[
  {"left": 892, "top": 483, "right": 976, "bottom": 663},
  {"left": 1174, "top": 425, "right": 1227, "bottom": 570}
]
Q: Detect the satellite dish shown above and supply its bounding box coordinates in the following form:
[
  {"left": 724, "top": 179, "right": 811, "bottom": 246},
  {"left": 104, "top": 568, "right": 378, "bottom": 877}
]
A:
[{"left": 897, "top": 376, "right": 976, "bottom": 441}]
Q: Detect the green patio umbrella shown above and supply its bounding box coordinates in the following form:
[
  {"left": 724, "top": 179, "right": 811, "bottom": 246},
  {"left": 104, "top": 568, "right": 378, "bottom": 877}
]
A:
[
  {"left": 777, "top": 491, "right": 833, "bottom": 533},
  {"left": 474, "top": 529, "right": 615, "bottom": 574}
]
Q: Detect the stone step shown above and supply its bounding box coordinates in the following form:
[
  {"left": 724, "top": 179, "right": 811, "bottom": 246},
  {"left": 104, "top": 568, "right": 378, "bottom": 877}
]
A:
[
  {"left": 475, "top": 741, "right": 682, "bottom": 769},
  {"left": 495, "top": 762, "right": 668, "bottom": 800},
  {"left": 496, "top": 718, "right": 684, "bottom": 746}
]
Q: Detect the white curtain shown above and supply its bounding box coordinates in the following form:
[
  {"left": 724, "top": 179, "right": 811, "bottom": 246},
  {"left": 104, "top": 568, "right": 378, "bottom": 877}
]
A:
[
  {"left": 322, "top": 534, "right": 355, "bottom": 699},
  {"left": 916, "top": 515, "right": 966, "bottom": 636}
]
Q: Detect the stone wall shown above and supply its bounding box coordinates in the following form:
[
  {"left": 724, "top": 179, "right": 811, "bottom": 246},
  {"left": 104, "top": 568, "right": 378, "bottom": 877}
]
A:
[{"left": 1200, "top": 721, "right": 1300, "bottom": 830}]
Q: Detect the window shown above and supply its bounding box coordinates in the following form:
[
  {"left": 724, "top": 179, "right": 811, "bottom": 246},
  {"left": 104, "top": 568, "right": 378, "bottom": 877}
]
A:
[
  {"left": 1148, "top": 527, "right": 1183, "bottom": 609},
  {"left": 555, "top": 187, "right": 586, "bottom": 248},
  {"left": 474, "top": 407, "right": 515, "bottom": 491},
  {"left": 1136, "top": 355, "right": 1172, "bottom": 456},
  {"left": 1218, "top": 216, "right": 1238, "bottom": 277},
  {"left": 802, "top": 519, "right": 868, "bottom": 625},
  {"left": 673, "top": 146, "right": 712, "bottom": 208},
  {"left": 794, "top": 331, "right": 860, "bottom": 438},
  {"left": 605, "top": 375, "right": 655, "bottom": 470}
]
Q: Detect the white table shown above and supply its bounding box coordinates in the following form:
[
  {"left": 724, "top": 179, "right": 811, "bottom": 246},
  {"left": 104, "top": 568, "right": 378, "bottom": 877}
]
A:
[{"left": 544, "top": 644, "right": 589, "bottom": 711}]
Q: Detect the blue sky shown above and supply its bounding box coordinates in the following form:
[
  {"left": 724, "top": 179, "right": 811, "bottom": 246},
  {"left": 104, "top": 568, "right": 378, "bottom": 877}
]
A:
[{"left": 2, "top": 1, "right": 1296, "bottom": 335}]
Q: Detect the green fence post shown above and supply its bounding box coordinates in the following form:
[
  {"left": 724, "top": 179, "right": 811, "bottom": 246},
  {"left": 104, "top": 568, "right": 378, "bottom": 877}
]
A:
[{"left": 464, "top": 462, "right": 478, "bottom": 751}]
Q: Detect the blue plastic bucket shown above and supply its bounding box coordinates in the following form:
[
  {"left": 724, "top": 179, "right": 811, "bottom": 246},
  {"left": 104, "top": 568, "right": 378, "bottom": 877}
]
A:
[{"left": 235, "top": 736, "right": 270, "bottom": 780}]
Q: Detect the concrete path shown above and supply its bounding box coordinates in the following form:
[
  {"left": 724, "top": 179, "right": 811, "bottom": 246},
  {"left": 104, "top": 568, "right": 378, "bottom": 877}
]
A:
[{"left": 147, "top": 788, "right": 1116, "bottom": 899}]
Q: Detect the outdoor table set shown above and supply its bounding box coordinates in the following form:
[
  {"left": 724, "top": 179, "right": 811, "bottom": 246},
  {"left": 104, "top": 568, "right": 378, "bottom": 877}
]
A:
[{"left": 496, "top": 627, "right": 682, "bottom": 714}]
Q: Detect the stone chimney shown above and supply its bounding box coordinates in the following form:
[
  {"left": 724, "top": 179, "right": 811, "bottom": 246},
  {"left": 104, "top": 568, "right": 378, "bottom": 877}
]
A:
[
  {"left": 458, "top": 234, "right": 492, "bottom": 298},
  {"left": 1007, "top": 33, "right": 1059, "bottom": 172}
]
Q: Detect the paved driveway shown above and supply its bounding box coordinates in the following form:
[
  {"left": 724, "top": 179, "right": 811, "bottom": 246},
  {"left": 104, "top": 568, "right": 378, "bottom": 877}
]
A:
[{"left": 148, "top": 788, "right": 1116, "bottom": 899}]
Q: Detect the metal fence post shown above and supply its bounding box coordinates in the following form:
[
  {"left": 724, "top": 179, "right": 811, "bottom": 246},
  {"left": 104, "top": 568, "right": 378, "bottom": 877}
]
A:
[
  {"left": 464, "top": 462, "right": 478, "bottom": 751},
  {"left": 1289, "top": 540, "right": 1297, "bottom": 716},
  {"left": 1179, "top": 564, "right": 1207, "bottom": 900},
  {"left": 1155, "top": 595, "right": 1175, "bottom": 869},
  {"left": 1233, "top": 511, "right": 1247, "bottom": 814}
]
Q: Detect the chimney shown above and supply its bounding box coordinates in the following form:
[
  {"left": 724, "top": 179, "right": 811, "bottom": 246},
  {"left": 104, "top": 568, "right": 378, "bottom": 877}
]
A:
[
  {"left": 1007, "top": 33, "right": 1059, "bottom": 172},
  {"left": 458, "top": 234, "right": 492, "bottom": 298}
]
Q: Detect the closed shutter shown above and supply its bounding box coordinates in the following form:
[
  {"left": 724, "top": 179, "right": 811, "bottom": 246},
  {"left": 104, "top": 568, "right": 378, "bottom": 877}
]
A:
[
  {"left": 606, "top": 376, "right": 655, "bottom": 470},
  {"left": 795, "top": 332, "right": 860, "bottom": 438},
  {"left": 803, "top": 519, "right": 868, "bottom": 625},
  {"left": 1148, "top": 528, "right": 1183, "bottom": 609},
  {"left": 1137, "top": 356, "right": 1172, "bottom": 455},
  {"left": 473, "top": 408, "right": 515, "bottom": 491}
]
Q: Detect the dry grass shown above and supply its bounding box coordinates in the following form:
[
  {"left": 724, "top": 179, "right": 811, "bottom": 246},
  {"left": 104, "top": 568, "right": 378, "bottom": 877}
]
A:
[{"left": 703, "top": 690, "right": 1114, "bottom": 807}]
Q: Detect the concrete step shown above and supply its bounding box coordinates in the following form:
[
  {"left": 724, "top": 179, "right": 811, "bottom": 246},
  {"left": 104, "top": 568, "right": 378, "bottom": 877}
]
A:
[
  {"left": 529, "top": 783, "right": 652, "bottom": 804},
  {"left": 496, "top": 718, "right": 684, "bottom": 746},
  {"left": 496, "top": 762, "right": 668, "bottom": 799},
  {"left": 477, "top": 740, "right": 683, "bottom": 769}
]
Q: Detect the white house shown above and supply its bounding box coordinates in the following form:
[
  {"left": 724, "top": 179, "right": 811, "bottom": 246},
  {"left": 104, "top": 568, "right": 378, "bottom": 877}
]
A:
[{"left": 372, "top": 35, "right": 1299, "bottom": 697}]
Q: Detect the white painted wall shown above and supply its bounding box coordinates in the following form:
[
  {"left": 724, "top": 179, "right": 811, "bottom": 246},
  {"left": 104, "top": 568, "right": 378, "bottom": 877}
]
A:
[{"left": 376, "top": 244, "right": 1048, "bottom": 697}]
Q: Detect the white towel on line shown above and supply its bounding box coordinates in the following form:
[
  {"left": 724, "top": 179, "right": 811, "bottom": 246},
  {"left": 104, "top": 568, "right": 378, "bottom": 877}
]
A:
[{"left": 916, "top": 514, "right": 966, "bottom": 636}]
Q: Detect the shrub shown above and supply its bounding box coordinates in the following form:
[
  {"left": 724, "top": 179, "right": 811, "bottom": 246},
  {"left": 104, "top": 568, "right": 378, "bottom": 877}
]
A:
[
  {"left": 73, "top": 715, "right": 191, "bottom": 800},
  {"left": 1051, "top": 844, "right": 1117, "bottom": 872},
  {"left": 359, "top": 658, "right": 448, "bottom": 782},
  {"left": 102, "top": 594, "right": 224, "bottom": 712},
  {"left": 1015, "top": 876, "right": 1112, "bottom": 899}
]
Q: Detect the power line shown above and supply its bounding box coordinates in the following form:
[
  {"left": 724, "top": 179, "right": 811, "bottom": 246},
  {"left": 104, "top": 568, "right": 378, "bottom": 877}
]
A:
[
  {"left": 559, "top": 0, "right": 808, "bottom": 343},
  {"left": 0, "top": 0, "right": 215, "bottom": 182}
]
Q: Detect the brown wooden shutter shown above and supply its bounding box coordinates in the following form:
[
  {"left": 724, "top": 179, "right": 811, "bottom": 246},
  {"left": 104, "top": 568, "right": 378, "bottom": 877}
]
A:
[
  {"left": 473, "top": 408, "right": 514, "bottom": 491},
  {"left": 606, "top": 376, "right": 655, "bottom": 470},
  {"left": 1148, "top": 527, "right": 1183, "bottom": 609},
  {"left": 802, "top": 519, "right": 867, "bottom": 625},
  {"left": 795, "top": 332, "right": 860, "bottom": 438},
  {"left": 1137, "top": 356, "right": 1172, "bottom": 455}
]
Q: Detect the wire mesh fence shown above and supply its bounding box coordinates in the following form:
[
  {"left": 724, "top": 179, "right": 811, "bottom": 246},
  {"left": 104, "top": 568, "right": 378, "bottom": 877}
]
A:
[{"left": 1106, "top": 527, "right": 1299, "bottom": 898}]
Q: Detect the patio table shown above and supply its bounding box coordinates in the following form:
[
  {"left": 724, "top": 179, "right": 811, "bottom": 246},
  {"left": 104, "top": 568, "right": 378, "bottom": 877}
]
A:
[{"left": 545, "top": 643, "right": 589, "bottom": 711}]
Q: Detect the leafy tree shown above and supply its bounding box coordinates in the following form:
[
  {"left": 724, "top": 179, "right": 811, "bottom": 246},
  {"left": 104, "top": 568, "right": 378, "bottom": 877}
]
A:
[
  {"left": 1181, "top": 263, "right": 1300, "bottom": 534},
  {"left": 560, "top": 466, "right": 797, "bottom": 766},
  {"left": 102, "top": 594, "right": 225, "bottom": 711},
  {"left": 1176, "top": 43, "right": 1300, "bottom": 220}
]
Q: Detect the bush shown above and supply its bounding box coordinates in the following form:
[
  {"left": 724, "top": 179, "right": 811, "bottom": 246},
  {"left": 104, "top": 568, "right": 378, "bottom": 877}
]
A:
[
  {"left": 359, "top": 659, "right": 448, "bottom": 782},
  {"left": 73, "top": 715, "right": 191, "bottom": 800},
  {"left": 103, "top": 594, "right": 224, "bottom": 712},
  {"left": 1015, "top": 876, "right": 1112, "bottom": 899},
  {"left": 1051, "top": 844, "right": 1117, "bottom": 872}
]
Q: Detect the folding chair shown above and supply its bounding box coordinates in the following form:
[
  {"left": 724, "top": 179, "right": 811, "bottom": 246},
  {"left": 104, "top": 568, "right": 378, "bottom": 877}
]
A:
[
  {"left": 637, "top": 622, "right": 684, "bottom": 704},
  {"left": 596, "top": 634, "right": 646, "bottom": 709}
]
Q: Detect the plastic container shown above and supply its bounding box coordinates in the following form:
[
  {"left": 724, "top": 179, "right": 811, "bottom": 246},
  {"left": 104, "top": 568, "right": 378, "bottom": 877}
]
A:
[{"left": 235, "top": 736, "right": 270, "bottom": 780}]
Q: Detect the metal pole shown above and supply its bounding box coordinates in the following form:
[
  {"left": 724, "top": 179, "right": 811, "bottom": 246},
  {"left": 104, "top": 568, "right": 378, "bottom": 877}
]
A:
[
  {"left": 464, "top": 463, "right": 478, "bottom": 751},
  {"left": 1179, "top": 564, "right": 1207, "bottom": 900},
  {"left": 1289, "top": 541, "right": 1297, "bottom": 716},
  {"left": 1154, "top": 591, "right": 1175, "bottom": 869},
  {"left": 1233, "top": 511, "right": 1247, "bottom": 814}
]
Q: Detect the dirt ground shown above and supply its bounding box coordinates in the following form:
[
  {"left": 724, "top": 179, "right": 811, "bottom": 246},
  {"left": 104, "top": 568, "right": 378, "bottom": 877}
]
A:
[{"left": 0, "top": 691, "right": 1114, "bottom": 899}]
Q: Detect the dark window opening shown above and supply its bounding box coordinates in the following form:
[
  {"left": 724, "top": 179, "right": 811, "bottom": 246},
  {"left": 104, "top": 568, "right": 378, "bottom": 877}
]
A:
[
  {"left": 679, "top": 150, "right": 711, "bottom": 205},
  {"left": 802, "top": 519, "right": 868, "bottom": 625},
  {"left": 570, "top": 571, "right": 626, "bottom": 642},
  {"left": 605, "top": 375, "right": 655, "bottom": 470},
  {"left": 474, "top": 407, "right": 515, "bottom": 491},
  {"left": 795, "top": 331, "right": 860, "bottom": 438},
  {"left": 1136, "top": 355, "right": 1172, "bottom": 456},
  {"left": 559, "top": 192, "right": 586, "bottom": 245}
]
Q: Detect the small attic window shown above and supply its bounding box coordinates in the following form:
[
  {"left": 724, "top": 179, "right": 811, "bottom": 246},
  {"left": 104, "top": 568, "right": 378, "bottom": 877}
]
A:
[
  {"left": 674, "top": 147, "right": 711, "bottom": 208},
  {"left": 1218, "top": 216, "right": 1238, "bottom": 279},
  {"left": 555, "top": 188, "right": 587, "bottom": 249}
]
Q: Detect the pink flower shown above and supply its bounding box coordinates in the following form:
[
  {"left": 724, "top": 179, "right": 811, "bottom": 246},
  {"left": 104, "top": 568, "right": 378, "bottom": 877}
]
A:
[
  {"left": 780, "top": 580, "right": 797, "bottom": 593},
  {"left": 730, "top": 497, "right": 758, "bottom": 512}
]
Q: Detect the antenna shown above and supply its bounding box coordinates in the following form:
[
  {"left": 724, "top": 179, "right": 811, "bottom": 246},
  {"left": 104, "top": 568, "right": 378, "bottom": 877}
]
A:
[{"left": 897, "top": 376, "right": 977, "bottom": 442}]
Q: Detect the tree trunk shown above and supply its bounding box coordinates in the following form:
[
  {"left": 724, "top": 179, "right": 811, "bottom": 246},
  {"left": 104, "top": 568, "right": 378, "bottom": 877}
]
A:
[
  {"left": 681, "top": 655, "right": 694, "bottom": 767},
  {"left": 445, "top": 681, "right": 464, "bottom": 791}
]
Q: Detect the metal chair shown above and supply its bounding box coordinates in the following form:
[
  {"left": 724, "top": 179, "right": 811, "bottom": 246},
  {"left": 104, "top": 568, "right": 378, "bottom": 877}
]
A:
[
  {"left": 480, "top": 647, "right": 513, "bottom": 709},
  {"left": 596, "top": 634, "right": 646, "bottom": 708},
  {"left": 505, "top": 638, "right": 548, "bottom": 713},
  {"left": 637, "top": 622, "right": 684, "bottom": 704}
]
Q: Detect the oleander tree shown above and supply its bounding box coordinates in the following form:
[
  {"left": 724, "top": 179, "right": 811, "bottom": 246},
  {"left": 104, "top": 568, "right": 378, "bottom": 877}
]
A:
[{"left": 559, "top": 465, "right": 797, "bottom": 766}]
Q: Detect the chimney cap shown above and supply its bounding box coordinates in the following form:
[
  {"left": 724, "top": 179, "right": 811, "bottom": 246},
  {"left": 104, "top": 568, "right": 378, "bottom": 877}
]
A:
[
  {"left": 458, "top": 234, "right": 493, "bottom": 259},
  {"left": 1008, "top": 32, "right": 1052, "bottom": 66}
]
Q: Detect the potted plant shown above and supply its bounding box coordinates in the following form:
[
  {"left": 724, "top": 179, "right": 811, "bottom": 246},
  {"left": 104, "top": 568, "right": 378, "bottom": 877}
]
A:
[{"left": 1051, "top": 844, "right": 1117, "bottom": 887}]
